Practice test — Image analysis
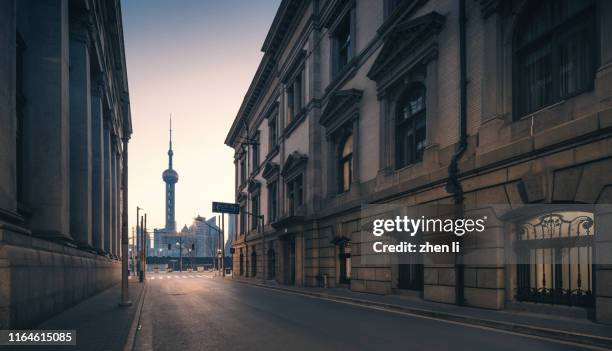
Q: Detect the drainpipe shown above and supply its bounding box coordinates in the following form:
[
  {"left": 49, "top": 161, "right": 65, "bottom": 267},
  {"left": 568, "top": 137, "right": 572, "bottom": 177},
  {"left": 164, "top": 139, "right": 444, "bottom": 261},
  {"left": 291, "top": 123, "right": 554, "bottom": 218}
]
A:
[{"left": 445, "top": 0, "right": 467, "bottom": 306}]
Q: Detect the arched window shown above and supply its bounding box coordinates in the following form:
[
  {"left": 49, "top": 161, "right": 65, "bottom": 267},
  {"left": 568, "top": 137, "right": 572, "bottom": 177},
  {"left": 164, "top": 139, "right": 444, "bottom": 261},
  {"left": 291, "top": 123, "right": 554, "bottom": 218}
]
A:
[
  {"left": 251, "top": 250, "right": 257, "bottom": 277},
  {"left": 396, "top": 83, "right": 426, "bottom": 169},
  {"left": 516, "top": 211, "right": 594, "bottom": 306},
  {"left": 338, "top": 133, "right": 353, "bottom": 193},
  {"left": 514, "top": 0, "right": 595, "bottom": 117}
]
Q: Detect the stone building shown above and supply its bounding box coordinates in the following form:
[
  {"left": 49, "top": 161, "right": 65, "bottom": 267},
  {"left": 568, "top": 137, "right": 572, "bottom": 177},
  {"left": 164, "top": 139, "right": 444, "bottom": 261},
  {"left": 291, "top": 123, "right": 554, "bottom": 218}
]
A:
[
  {"left": 226, "top": 0, "right": 612, "bottom": 322},
  {"left": 0, "top": 0, "right": 132, "bottom": 327}
]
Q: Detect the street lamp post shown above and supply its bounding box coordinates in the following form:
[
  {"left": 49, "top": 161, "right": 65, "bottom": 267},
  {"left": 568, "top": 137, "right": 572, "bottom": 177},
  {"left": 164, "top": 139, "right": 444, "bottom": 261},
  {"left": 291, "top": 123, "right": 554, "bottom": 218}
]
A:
[
  {"left": 131, "top": 227, "right": 136, "bottom": 276},
  {"left": 216, "top": 249, "right": 222, "bottom": 275},
  {"left": 136, "top": 206, "right": 145, "bottom": 282},
  {"left": 176, "top": 236, "right": 183, "bottom": 272}
]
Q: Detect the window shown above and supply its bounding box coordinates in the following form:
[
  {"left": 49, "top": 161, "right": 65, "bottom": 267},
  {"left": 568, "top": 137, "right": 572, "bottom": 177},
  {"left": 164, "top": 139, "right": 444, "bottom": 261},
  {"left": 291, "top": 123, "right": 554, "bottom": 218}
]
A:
[
  {"left": 251, "top": 134, "right": 260, "bottom": 171},
  {"left": 286, "top": 70, "right": 304, "bottom": 125},
  {"left": 16, "top": 33, "right": 25, "bottom": 204},
  {"left": 251, "top": 193, "right": 260, "bottom": 230},
  {"left": 396, "top": 83, "right": 426, "bottom": 168},
  {"left": 516, "top": 211, "right": 594, "bottom": 307},
  {"left": 287, "top": 174, "right": 304, "bottom": 216},
  {"left": 338, "top": 134, "right": 353, "bottom": 193},
  {"left": 514, "top": 0, "right": 595, "bottom": 117},
  {"left": 269, "top": 115, "right": 278, "bottom": 150},
  {"left": 332, "top": 12, "right": 353, "bottom": 77},
  {"left": 239, "top": 155, "right": 246, "bottom": 185},
  {"left": 268, "top": 181, "right": 278, "bottom": 223}
]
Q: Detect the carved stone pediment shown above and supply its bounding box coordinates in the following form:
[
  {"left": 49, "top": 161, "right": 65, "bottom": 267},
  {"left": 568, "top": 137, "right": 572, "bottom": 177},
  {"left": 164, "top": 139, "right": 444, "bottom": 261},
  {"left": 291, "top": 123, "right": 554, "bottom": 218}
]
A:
[
  {"left": 247, "top": 179, "right": 261, "bottom": 193},
  {"left": 281, "top": 151, "right": 308, "bottom": 177},
  {"left": 319, "top": 89, "right": 362, "bottom": 134},
  {"left": 368, "top": 12, "right": 445, "bottom": 83},
  {"left": 237, "top": 191, "right": 248, "bottom": 202},
  {"left": 262, "top": 161, "right": 280, "bottom": 180}
]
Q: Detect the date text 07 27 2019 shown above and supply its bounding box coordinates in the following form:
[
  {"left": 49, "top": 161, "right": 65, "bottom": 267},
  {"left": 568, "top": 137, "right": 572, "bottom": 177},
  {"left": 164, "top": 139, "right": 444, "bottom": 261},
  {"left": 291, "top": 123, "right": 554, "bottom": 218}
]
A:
[{"left": 0, "top": 330, "right": 76, "bottom": 346}]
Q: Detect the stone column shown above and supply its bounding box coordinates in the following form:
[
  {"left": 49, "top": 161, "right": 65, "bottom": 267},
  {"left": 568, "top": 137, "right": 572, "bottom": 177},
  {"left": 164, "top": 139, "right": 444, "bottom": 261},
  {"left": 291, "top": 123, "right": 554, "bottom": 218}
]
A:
[
  {"left": 103, "top": 120, "right": 113, "bottom": 254},
  {"left": 21, "top": 0, "right": 72, "bottom": 239},
  {"left": 69, "top": 19, "right": 92, "bottom": 247},
  {"left": 115, "top": 151, "right": 121, "bottom": 258},
  {"left": 0, "top": 0, "right": 18, "bottom": 218},
  {"left": 91, "top": 82, "right": 105, "bottom": 252},
  {"left": 111, "top": 137, "right": 118, "bottom": 257},
  {"left": 120, "top": 136, "right": 131, "bottom": 305}
]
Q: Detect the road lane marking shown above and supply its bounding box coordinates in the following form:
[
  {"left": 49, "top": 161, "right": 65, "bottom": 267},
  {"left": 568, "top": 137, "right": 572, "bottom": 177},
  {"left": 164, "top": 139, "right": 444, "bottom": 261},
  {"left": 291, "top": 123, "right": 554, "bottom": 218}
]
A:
[{"left": 241, "top": 283, "right": 609, "bottom": 351}]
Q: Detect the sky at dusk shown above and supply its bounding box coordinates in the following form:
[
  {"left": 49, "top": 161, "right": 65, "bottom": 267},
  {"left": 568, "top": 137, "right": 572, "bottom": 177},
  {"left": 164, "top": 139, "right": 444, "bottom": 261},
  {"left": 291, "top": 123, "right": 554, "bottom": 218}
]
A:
[{"left": 122, "top": 0, "right": 281, "bottom": 237}]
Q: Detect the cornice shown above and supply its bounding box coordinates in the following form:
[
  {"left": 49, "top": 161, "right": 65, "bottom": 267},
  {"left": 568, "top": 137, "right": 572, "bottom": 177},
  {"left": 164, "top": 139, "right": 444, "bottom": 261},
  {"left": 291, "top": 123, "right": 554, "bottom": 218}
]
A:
[
  {"left": 281, "top": 151, "right": 308, "bottom": 177},
  {"left": 319, "top": 89, "right": 362, "bottom": 136},
  {"left": 262, "top": 161, "right": 280, "bottom": 180},
  {"left": 368, "top": 11, "right": 445, "bottom": 83}
]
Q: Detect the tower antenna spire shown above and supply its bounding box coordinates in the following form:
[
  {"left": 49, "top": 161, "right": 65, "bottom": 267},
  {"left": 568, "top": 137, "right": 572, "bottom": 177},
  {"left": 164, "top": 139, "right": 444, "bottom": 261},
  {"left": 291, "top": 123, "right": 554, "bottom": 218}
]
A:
[{"left": 168, "top": 114, "right": 174, "bottom": 169}]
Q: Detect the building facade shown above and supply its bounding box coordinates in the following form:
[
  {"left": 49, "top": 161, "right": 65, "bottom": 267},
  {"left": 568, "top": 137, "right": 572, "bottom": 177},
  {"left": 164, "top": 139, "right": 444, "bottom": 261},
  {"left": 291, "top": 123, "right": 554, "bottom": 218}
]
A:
[
  {"left": 193, "top": 216, "right": 220, "bottom": 258},
  {"left": 226, "top": 0, "right": 612, "bottom": 322},
  {"left": 0, "top": 0, "right": 132, "bottom": 328}
]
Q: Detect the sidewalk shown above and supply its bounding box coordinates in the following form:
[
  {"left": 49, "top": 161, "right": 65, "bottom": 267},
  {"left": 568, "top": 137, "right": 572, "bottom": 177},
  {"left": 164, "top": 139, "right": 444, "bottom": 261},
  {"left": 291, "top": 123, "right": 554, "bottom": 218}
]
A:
[
  {"left": 7, "top": 277, "right": 145, "bottom": 351},
  {"left": 230, "top": 277, "right": 612, "bottom": 349}
]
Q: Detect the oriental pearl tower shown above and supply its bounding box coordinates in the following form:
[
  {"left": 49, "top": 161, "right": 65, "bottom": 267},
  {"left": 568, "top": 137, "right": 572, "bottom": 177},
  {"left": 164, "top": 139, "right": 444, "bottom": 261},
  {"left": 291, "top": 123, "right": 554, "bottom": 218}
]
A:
[{"left": 162, "top": 117, "right": 178, "bottom": 231}]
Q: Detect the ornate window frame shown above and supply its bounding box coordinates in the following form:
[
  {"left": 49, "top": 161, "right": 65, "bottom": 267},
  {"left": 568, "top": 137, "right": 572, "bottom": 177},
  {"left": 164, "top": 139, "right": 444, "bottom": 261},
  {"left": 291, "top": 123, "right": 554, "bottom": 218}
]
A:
[
  {"left": 511, "top": 0, "right": 597, "bottom": 120},
  {"left": 319, "top": 89, "right": 362, "bottom": 196},
  {"left": 281, "top": 152, "right": 308, "bottom": 216},
  {"left": 368, "top": 12, "right": 444, "bottom": 172},
  {"left": 263, "top": 162, "right": 280, "bottom": 223}
]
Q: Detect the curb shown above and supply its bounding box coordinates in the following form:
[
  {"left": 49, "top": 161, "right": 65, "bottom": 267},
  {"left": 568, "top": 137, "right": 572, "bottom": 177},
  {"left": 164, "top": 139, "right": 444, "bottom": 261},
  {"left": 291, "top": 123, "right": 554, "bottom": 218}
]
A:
[
  {"left": 232, "top": 279, "right": 612, "bottom": 350},
  {"left": 123, "top": 282, "right": 148, "bottom": 351}
]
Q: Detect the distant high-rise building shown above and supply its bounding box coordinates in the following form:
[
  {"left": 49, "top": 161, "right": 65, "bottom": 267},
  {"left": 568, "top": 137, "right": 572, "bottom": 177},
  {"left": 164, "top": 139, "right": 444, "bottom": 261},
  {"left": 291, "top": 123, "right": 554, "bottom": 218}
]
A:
[
  {"left": 162, "top": 117, "right": 178, "bottom": 231},
  {"left": 192, "top": 216, "right": 219, "bottom": 257},
  {"left": 154, "top": 117, "right": 181, "bottom": 256},
  {"left": 225, "top": 214, "right": 236, "bottom": 257}
]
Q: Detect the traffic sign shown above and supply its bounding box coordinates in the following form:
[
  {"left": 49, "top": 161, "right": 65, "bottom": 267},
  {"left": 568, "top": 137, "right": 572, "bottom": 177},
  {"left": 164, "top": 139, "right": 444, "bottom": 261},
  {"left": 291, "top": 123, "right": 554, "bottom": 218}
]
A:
[{"left": 212, "top": 201, "right": 240, "bottom": 214}]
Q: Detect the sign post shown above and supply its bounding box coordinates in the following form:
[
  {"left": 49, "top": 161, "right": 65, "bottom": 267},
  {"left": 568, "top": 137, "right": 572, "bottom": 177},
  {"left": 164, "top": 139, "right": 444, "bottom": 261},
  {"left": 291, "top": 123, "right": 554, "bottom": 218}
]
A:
[
  {"left": 212, "top": 202, "right": 240, "bottom": 214},
  {"left": 212, "top": 202, "right": 240, "bottom": 277}
]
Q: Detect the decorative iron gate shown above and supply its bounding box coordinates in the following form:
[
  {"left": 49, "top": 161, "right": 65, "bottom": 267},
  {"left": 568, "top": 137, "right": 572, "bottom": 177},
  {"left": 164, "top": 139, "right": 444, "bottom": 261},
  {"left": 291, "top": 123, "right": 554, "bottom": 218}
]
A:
[{"left": 516, "top": 211, "right": 594, "bottom": 307}]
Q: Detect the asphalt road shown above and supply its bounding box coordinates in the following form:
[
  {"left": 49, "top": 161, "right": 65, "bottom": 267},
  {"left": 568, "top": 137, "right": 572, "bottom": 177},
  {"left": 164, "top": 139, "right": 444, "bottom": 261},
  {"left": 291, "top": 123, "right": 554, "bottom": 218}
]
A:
[{"left": 133, "top": 271, "right": 596, "bottom": 351}]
